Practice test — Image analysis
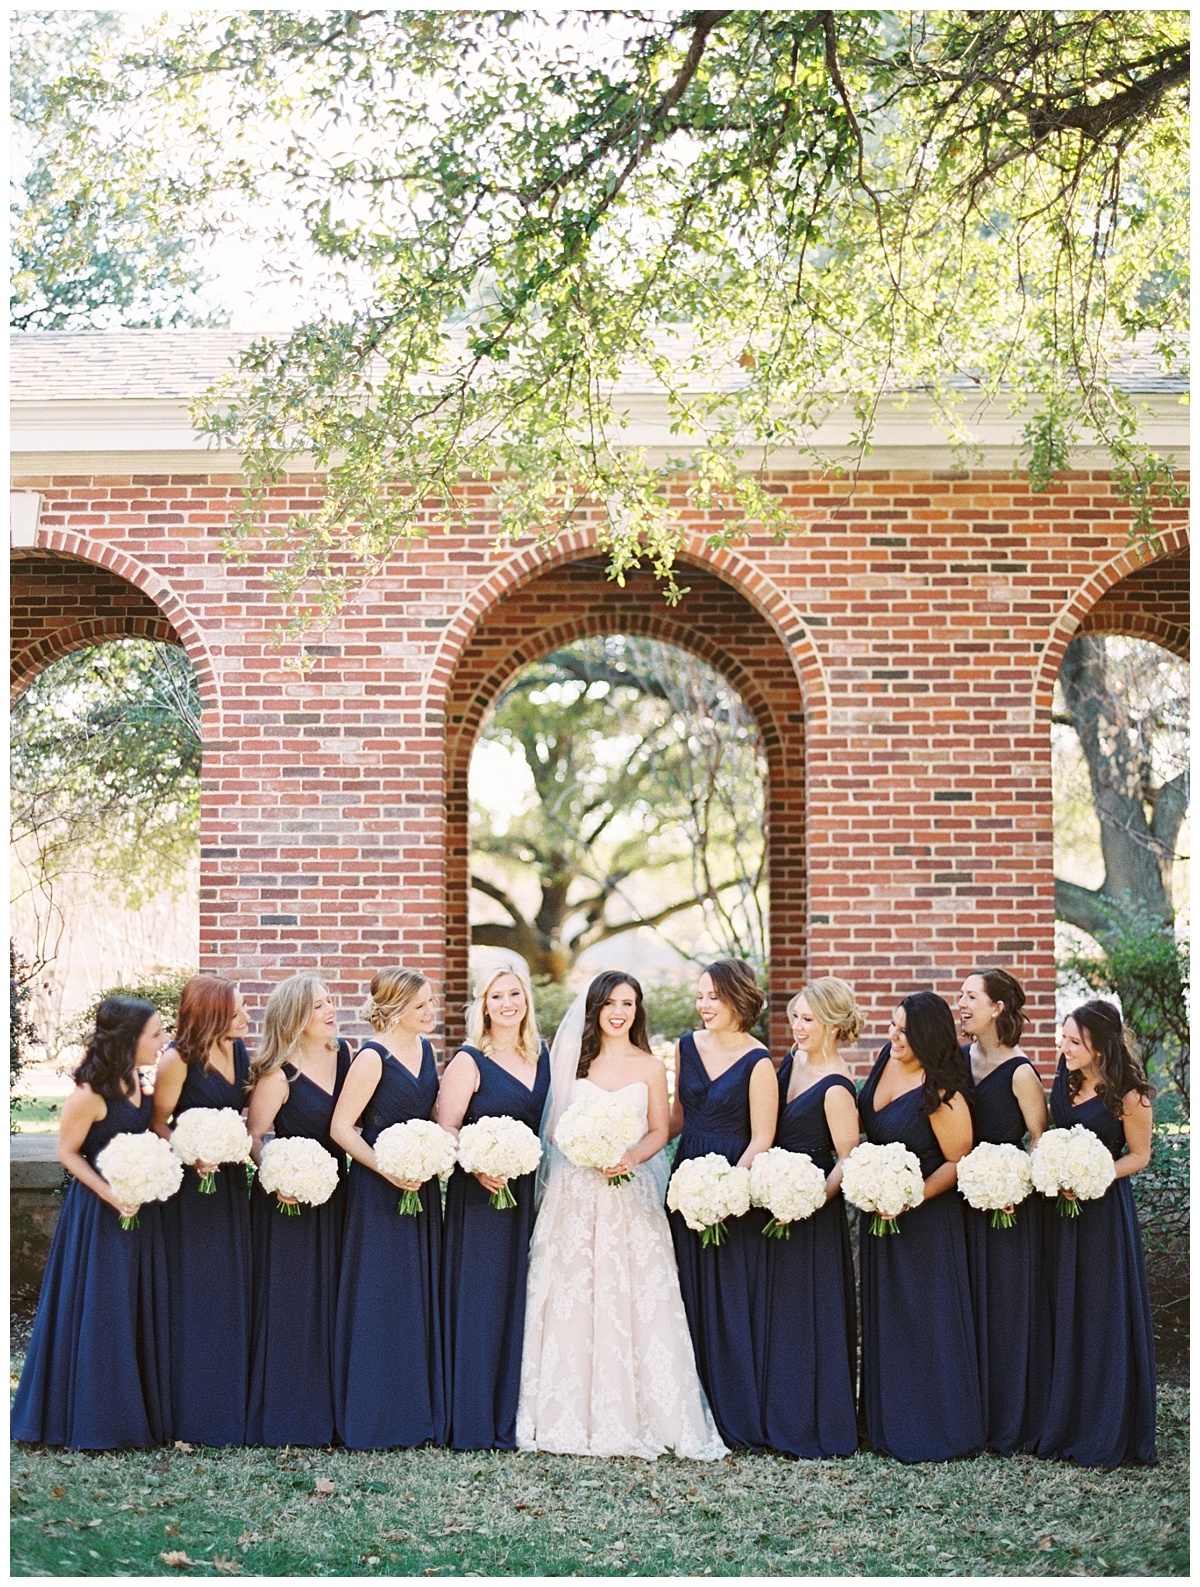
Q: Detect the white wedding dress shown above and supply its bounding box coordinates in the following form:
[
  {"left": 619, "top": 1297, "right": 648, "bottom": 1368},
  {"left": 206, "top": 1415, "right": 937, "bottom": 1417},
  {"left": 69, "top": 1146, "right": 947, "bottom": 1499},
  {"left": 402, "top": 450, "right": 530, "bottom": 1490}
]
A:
[{"left": 516, "top": 1078, "right": 727, "bottom": 1460}]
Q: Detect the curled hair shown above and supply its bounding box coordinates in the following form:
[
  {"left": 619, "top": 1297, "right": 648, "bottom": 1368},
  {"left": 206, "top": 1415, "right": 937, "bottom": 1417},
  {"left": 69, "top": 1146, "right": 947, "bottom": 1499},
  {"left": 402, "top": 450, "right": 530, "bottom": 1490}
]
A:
[
  {"left": 175, "top": 975, "right": 238, "bottom": 1070},
  {"left": 789, "top": 977, "right": 864, "bottom": 1044},
  {"left": 702, "top": 958, "right": 764, "bottom": 1034},
  {"left": 971, "top": 967, "right": 1027, "bottom": 1047},
  {"left": 577, "top": 972, "right": 652, "bottom": 1078},
  {"left": 465, "top": 959, "right": 541, "bottom": 1067},
  {"left": 249, "top": 973, "right": 336, "bottom": 1089},
  {"left": 900, "top": 991, "right": 972, "bottom": 1117},
  {"left": 1066, "top": 999, "right": 1154, "bottom": 1119},
  {"left": 74, "top": 996, "right": 157, "bottom": 1102},
  {"left": 361, "top": 967, "right": 429, "bottom": 1033}
]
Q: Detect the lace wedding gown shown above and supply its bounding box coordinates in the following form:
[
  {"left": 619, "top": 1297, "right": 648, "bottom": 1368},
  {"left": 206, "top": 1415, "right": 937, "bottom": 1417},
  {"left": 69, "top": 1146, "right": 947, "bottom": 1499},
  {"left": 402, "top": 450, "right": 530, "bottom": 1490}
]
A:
[{"left": 516, "top": 1078, "right": 727, "bottom": 1460}]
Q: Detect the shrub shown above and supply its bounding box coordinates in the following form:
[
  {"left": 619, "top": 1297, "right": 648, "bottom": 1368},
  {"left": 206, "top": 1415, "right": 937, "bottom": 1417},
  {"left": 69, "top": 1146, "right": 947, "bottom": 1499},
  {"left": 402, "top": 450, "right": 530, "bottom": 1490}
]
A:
[
  {"left": 1133, "top": 1090, "right": 1189, "bottom": 1365},
  {"left": 64, "top": 968, "right": 195, "bottom": 1056},
  {"left": 10, "top": 942, "right": 39, "bottom": 1130}
]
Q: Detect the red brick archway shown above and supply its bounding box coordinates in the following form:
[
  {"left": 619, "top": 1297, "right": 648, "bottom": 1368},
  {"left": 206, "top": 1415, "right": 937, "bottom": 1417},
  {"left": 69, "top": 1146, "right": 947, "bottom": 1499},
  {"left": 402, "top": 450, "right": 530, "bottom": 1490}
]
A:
[{"left": 441, "top": 554, "right": 809, "bottom": 1053}]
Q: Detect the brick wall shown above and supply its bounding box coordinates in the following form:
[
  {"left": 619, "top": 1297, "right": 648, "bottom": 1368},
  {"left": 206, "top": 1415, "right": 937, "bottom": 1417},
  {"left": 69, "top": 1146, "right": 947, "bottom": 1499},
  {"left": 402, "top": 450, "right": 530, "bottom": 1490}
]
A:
[{"left": 9, "top": 466, "right": 1190, "bottom": 1078}]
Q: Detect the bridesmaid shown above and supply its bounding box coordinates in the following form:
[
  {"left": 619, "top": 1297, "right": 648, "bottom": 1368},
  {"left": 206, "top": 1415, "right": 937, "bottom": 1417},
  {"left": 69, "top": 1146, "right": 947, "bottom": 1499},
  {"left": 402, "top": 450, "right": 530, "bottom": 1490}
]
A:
[
  {"left": 438, "top": 959, "right": 550, "bottom": 1450},
  {"left": 13, "top": 996, "right": 172, "bottom": 1449},
  {"left": 331, "top": 968, "right": 446, "bottom": 1449},
  {"left": 151, "top": 973, "right": 253, "bottom": 1447},
  {"left": 761, "top": 978, "right": 862, "bottom": 1457},
  {"left": 1036, "top": 999, "right": 1156, "bottom": 1467},
  {"left": 245, "top": 973, "right": 351, "bottom": 1447},
  {"left": 858, "top": 991, "right": 984, "bottom": 1462},
  {"left": 957, "top": 967, "right": 1051, "bottom": 1454},
  {"left": 668, "top": 957, "right": 777, "bottom": 1450}
]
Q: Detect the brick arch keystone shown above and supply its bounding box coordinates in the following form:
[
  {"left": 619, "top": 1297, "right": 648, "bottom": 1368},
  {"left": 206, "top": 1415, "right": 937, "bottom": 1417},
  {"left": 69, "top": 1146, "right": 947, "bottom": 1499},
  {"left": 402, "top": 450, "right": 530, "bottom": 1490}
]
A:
[
  {"left": 12, "top": 530, "right": 223, "bottom": 731},
  {"left": 1029, "top": 527, "right": 1190, "bottom": 726},
  {"left": 422, "top": 529, "right": 828, "bottom": 734}
]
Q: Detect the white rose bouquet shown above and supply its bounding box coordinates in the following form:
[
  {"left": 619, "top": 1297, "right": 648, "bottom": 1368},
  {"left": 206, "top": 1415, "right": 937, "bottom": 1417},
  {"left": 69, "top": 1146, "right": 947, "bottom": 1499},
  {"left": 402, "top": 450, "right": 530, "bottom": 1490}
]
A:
[
  {"left": 1030, "top": 1124, "right": 1116, "bottom": 1217},
  {"left": 169, "top": 1106, "right": 253, "bottom": 1194},
  {"left": 373, "top": 1119, "right": 458, "bottom": 1213},
  {"left": 257, "top": 1136, "right": 341, "bottom": 1216},
  {"left": 666, "top": 1153, "right": 751, "bottom": 1248},
  {"left": 840, "top": 1141, "right": 925, "bottom": 1236},
  {"left": 554, "top": 1090, "right": 645, "bottom": 1187},
  {"left": 956, "top": 1141, "right": 1034, "bottom": 1229},
  {"left": 748, "top": 1146, "right": 829, "bottom": 1238},
  {"left": 96, "top": 1131, "right": 184, "bottom": 1230},
  {"left": 456, "top": 1115, "right": 543, "bottom": 1209}
]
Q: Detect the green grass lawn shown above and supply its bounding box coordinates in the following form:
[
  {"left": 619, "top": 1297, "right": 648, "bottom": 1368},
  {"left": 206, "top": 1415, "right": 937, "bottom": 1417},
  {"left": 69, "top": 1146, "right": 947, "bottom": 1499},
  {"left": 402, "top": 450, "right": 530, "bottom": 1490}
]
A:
[
  {"left": 9, "top": 1358, "right": 1188, "bottom": 1578},
  {"left": 10, "top": 1096, "right": 65, "bottom": 1134}
]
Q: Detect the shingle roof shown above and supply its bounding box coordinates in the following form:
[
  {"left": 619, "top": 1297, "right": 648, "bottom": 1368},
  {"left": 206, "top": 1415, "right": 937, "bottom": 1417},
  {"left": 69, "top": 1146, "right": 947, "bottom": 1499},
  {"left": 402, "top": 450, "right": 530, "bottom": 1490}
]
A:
[{"left": 9, "top": 327, "right": 1189, "bottom": 401}]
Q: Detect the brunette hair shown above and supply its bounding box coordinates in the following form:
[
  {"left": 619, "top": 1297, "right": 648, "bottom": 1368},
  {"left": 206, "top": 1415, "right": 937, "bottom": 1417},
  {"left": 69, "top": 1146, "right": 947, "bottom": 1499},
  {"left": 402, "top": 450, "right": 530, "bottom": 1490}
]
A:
[
  {"left": 577, "top": 972, "right": 652, "bottom": 1078},
  {"left": 788, "top": 978, "right": 864, "bottom": 1044},
  {"left": 248, "top": 973, "right": 336, "bottom": 1089},
  {"left": 971, "top": 967, "right": 1027, "bottom": 1047},
  {"left": 175, "top": 974, "right": 239, "bottom": 1069},
  {"left": 465, "top": 960, "right": 542, "bottom": 1066},
  {"left": 702, "top": 958, "right": 764, "bottom": 1034},
  {"left": 1065, "top": 999, "right": 1155, "bottom": 1119},
  {"left": 361, "top": 967, "right": 430, "bottom": 1033},
  {"left": 900, "top": 991, "right": 973, "bottom": 1116},
  {"left": 74, "top": 996, "right": 157, "bottom": 1102}
]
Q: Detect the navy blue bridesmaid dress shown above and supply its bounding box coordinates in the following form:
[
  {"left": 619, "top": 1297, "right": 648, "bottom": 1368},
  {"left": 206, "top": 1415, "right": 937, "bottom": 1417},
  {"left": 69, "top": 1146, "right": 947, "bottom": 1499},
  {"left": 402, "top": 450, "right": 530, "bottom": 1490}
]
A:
[
  {"left": 441, "top": 1041, "right": 550, "bottom": 1450},
  {"left": 858, "top": 1046, "right": 984, "bottom": 1461},
  {"left": 12, "top": 1087, "right": 172, "bottom": 1449},
  {"left": 761, "top": 1057, "right": 858, "bottom": 1457},
  {"left": 246, "top": 1040, "right": 351, "bottom": 1447},
  {"left": 963, "top": 1051, "right": 1051, "bottom": 1454},
  {"left": 333, "top": 1038, "right": 446, "bottom": 1449},
  {"left": 1036, "top": 1057, "right": 1156, "bottom": 1467},
  {"left": 668, "top": 1031, "right": 771, "bottom": 1451},
  {"left": 161, "top": 1038, "right": 252, "bottom": 1446}
]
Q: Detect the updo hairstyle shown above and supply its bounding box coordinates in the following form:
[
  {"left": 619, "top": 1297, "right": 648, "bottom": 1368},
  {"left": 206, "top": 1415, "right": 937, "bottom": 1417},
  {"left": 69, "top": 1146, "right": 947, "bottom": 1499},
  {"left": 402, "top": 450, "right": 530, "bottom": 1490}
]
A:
[
  {"left": 361, "top": 967, "right": 430, "bottom": 1032},
  {"left": 74, "top": 995, "right": 157, "bottom": 1102},
  {"left": 788, "top": 977, "right": 864, "bottom": 1043},
  {"left": 703, "top": 958, "right": 764, "bottom": 1034},
  {"left": 972, "top": 967, "right": 1027, "bottom": 1046}
]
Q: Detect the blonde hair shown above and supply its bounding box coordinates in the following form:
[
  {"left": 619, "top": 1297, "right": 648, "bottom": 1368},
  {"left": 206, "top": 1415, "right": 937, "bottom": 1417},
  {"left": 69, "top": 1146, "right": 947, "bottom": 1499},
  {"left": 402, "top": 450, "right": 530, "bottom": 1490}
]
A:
[
  {"left": 787, "top": 977, "right": 864, "bottom": 1044},
  {"left": 361, "top": 967, "right": 430, "bottom": 1033},
  {"left": 249, "top": 972, "right": 337, "bottom": 1088},
  {"left": 465, "top": 960, "right": 541, "bottom": 1066}
]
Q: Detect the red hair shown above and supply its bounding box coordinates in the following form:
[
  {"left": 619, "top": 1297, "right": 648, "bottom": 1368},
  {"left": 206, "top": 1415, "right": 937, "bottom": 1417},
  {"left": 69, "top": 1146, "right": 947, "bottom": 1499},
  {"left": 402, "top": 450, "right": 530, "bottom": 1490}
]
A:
[{"left": 175, "top": 974, "right": 238, "bottom": 1069}]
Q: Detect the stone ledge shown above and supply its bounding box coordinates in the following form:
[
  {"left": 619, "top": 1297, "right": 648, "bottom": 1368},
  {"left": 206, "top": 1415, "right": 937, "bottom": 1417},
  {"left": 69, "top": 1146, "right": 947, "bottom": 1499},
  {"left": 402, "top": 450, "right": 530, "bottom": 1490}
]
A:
[{"left": 10, "top": 1135, "right": 67, "bottom": 1191}]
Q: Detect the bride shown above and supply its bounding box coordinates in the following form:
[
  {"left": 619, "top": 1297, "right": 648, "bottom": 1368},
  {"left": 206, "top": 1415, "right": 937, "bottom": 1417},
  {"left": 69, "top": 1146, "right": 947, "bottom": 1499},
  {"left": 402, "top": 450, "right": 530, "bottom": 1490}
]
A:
[{"left": 516, "top": 971, "right": 727, "bottom": 1460}]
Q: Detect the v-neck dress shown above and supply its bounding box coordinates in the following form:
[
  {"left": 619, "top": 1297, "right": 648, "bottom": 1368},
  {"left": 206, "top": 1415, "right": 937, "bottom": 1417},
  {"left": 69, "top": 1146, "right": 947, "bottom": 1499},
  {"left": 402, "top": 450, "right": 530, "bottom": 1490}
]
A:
[
  {"left": 333, "top": 1038, "right": 446, "bottom": 1449},
  {"left": 161, "top": 1038, "right": 252, "bottom": 1446},
  {"left": 12, "top": 1086, "right": 172, "bottom": 1449},
  {"left": 857, "top": 1045, "right": 984, "bottom": 1462},
  {"left": 441, "top": 1041, "right": 551, "bottom": 1450},
  {"left": 760, "top": 1060, "right": 859, "bottom": 1457},
  {"left": 963, "top": 1050, "right": 1051, "bottom": 1455},
  {"left": 246, "top": 1040, "right": 351, "bottom": 1446},
  {"left": 668, "top": 1031, "right": 772, "bottom": 1451},
  {"left": 1035, "top": 1057, "right": 1156, "bottom": 1467}
]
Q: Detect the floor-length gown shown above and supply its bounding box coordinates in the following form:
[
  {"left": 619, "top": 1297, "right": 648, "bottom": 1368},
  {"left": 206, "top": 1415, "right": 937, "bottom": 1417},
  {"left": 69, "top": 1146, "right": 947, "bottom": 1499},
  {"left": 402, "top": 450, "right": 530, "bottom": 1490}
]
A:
[
  {"left": 963, "top": 1051, "right": 1051, "bottom": 1455},
  {"left": 161, "top": 1039, "right": 252, "bottom": 1446},
  {"left": 246, "top": 1041, "right": 351, "bottom": 1447},
  {"left": 517, "top": 1077, "right": 727, "bottom": 1460},
  {"left": 333, "top": 1038, "right": 446, "bottom": 1449},
  {"left": 12, "top": 1088, "right": 172, "bottom": 1449},
  {"left": 858, "top": 1047, "right": 984, "bottom": 1462},
  {"left": 1035, "top": 1057, "right": 1156, "bottom": 1467},
  {"left": 668, "top": 1032, "right": 771, "bottom": 1450},
  {"left": 441, "top": 1042, "right": 550, "bottom": 1450},
  {"left": 761, "top": 1059, "right": 858, "bottom": 1457}
]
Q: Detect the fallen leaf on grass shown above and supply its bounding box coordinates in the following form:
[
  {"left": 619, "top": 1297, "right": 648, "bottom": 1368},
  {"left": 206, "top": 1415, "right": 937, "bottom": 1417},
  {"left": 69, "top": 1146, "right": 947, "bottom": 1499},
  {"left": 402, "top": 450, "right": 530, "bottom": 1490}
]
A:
[
  {"left": 212, "top": 1555, "right": 242, "bottom": 1574},
  {"left": 83, "top": 1518, "right": 103, "bottom": 1528},
  {"left": 174, "top": 1442, "right": 196, "bottom": 1454},
  {"left": 50, "top": 1488, "right": 66, "bottom": 1498},
  {"left": 422, "top": 1570, "right": 440, "bottom": 1578},
  {"left": 314, "top": 1478, "right": 336, "bottom": 1496},
  {"left": 161, "top": 1551, "right": 197, "bottom": 1568},
  {"left": 1037, "top": 1537, "right": 1055, "bottom": 1551}
]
